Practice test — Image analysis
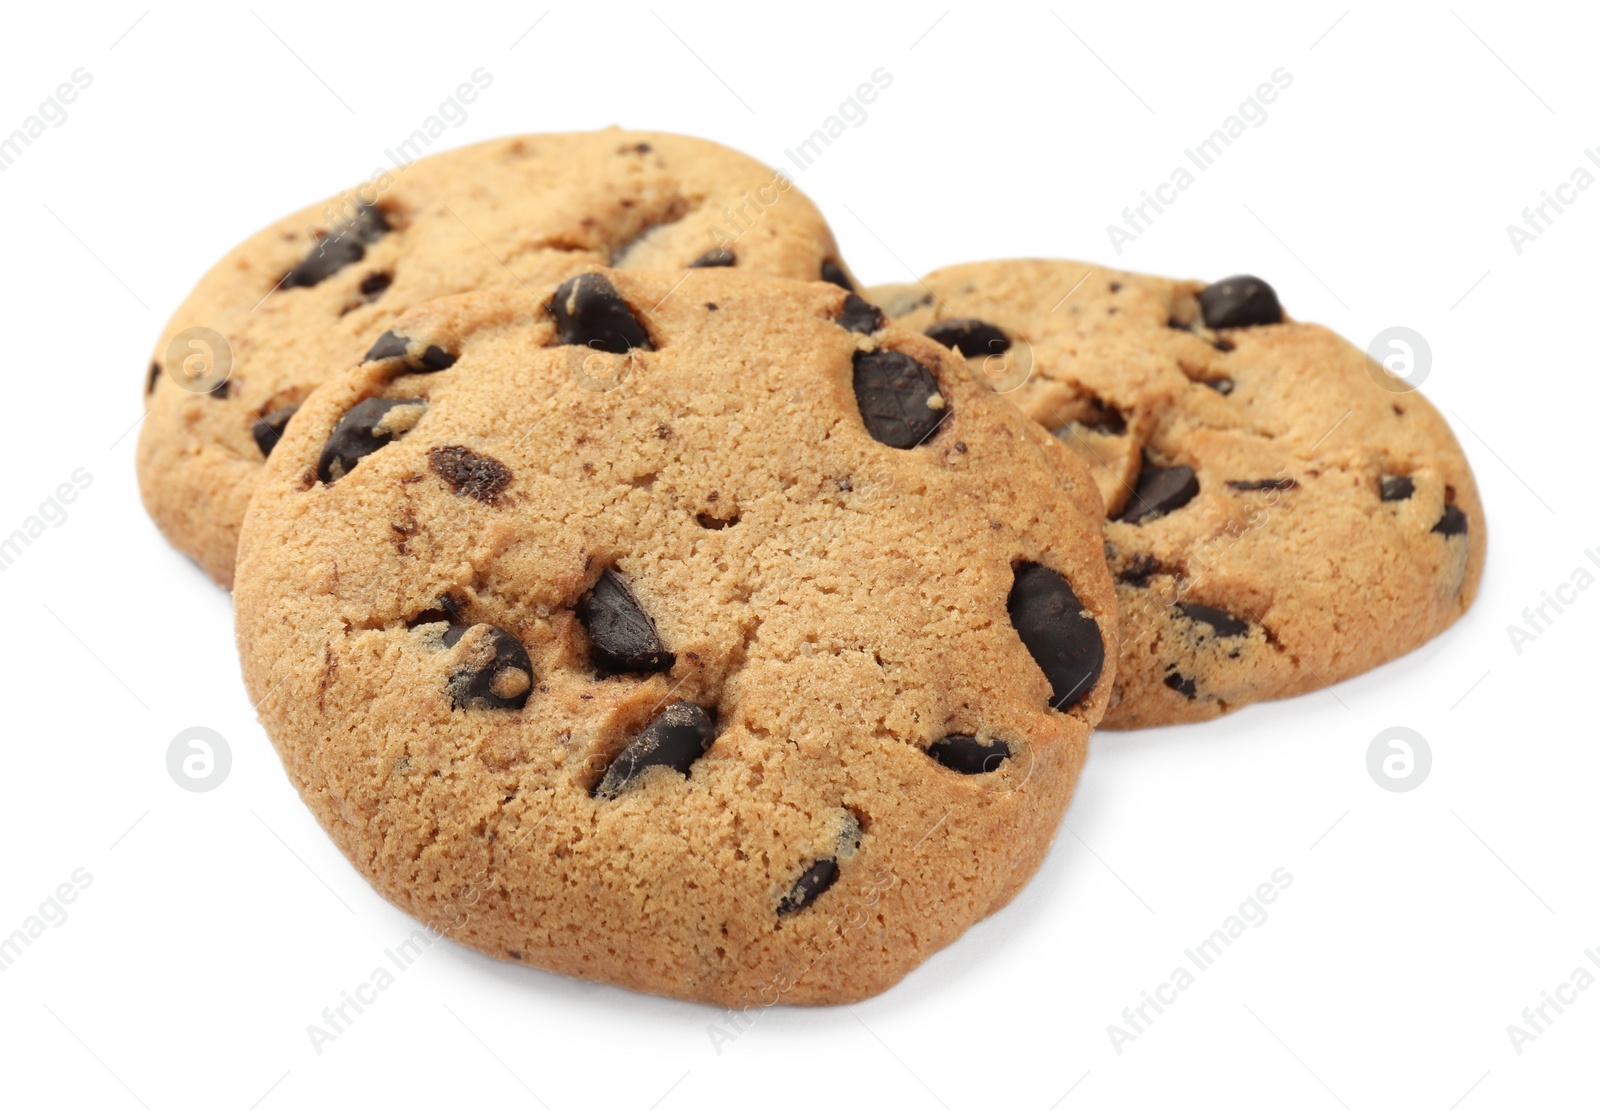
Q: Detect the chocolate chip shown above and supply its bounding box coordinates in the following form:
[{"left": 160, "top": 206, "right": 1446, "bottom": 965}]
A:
[
  {"left": 427, "top": 445, "right": 512, "bottom": 503},
  {"left": 852, "top": 350, "right": 946, "bottom": 449},
  {"left": 820, "top": 260, "right": 855, "bottom": 291},
  {"left": 836, "top": 294, "right": 885, "bottom": 334},
  {"left": 1432, "top": 505, "right": 1468, "bottom": 536},
  {"left": 363, "top": 330, "right": 456, "bottom": 370},
  {"left": 364, "top": 331, "right": 409, "bottom": 362},
  {"left": 209, "top": 379, "right": 231, "bottom": 400},
  {"left": 417, "top": 345, "right": 456, "bottom": 371},
  {"left": 925, "top": 319, "right": 1010, "bottom": 359},
  {"left": 688, "top": 247, "right": 736, "bottom": 268},
  {"left": 282, "top": 203, "right": 390, "bottom": 289},
  {"left": 359, "top": 271, "right": 392, "bottom": 298},
  {"left": 577, "top": 568, "right": 675, "bottom": 674},
  {"left": 1380, "top": 475, "right": 1415, "bottom": 502},
  {"left": 1177, "top": 602, "right": 1250, "bottom": 638},
  {"left": 317, "top": 397, "right": 426, "bottom": 482},
  {"left": 441, "top": 623, "right": 533, "bottom": 710},
  {"left": 146, "top": 361, "right": 161, "bottom": 395},
  {"left": 1008, "top": 563, "right": 1105, "bottom": 711},
  {"left": 927, "top": 734, "right": 1011, "bottom": 775},
  {"left": 548, "top": 273, "right": 653, "bottom": 353},
  {"left": 1227, "top": 478, "right": 1296, "bottom": 492},
  {"left": 1164, "top": 671, "right": 1197, "bottom": 699},
  {"left": 1198, "top": 275, "right": 1282, "bottom": 329},
  {"left": 1206, "top": 377, "right": 1236, "bottom": 395},
  {"left": 593, "top": 701, "right": 715, "bottom": 797},
  {"left": 778, "top": 857, "right": 839, "bottom": 916},
  {"left": 1117, "top": 554, "right": 1170, "bottom": 587},
  {"left": 1119, "top": 462, "right": 1199, "bottom": 524},
  {"left": 252, "top": 405, "right": 299, "bottom": 458}
]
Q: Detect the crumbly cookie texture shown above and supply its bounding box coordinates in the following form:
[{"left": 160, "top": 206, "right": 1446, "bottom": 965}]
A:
[
  {"left": 871, "top": 260, "right": 1485, "bottom": 729},
  {"left": 139, "top": 129, "right": 859, "bottom": 586},
  {"left": 234, "top": 269, "right": 1116, "bottom": 1006}
]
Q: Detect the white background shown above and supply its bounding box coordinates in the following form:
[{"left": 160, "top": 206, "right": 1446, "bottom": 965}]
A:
[{"left": 1, "top": 2, "right": 1595, "bottom": 1116}]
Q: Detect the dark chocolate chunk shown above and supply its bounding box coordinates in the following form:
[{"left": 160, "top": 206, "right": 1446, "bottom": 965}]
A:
[
  {"left": 852, "top": 350, "right": 946, "bottom": 449},
  {"left": 317, "top": 397, "right": 426, "bottom": 482},
  {"left": 1007, "top": 563, "right": 1105, "bottom": 711},
  {"left": 548, "top": 273, "right": 653, "bottom": 353},
  {"left": 924, "top": 318, "right": 1010, "bottom": 359},
  {"left": 688, "top": 247, "right": 736, "bottom": 268},
  {"left": 359, "top": 271, "right": 392, "bottom": 298},
  {"left": 1198, "top": 275, "right": 1282, "bottom": 329},
  {"left": 1206, "top": 377, "right": 1236, "bottom": 395},
  {"left": 1117, "top": 554, "right": 1169, "bottom": 587},
  {"left": 363, "top": 330, "right": 456, "bottom": 370},
  {"left": 252, "top": 404, "right": 299, "bottom": 459},
  {"left": 577, "top": 568, "right": 675, "bottom": 673},
  {"left": 836, "top": 293, "right": 885, "bottom": 334},
  {"left": 427, "top": 445, "right": 512, "bottom": 503},
  {"left": 1227, "top": 478, "right": 1296, "bottom": 492},
  {"left": 441, "top": 623, "right": 533, "bottom": 710},
  {"left": 1380, "top": 475, "right": 1415, "bottom": 502},
  {"left": 1164, "top": 671, "right": 1197, "bottom": 699},
  {"left": 146, "top": 361, "right": 161, "bottom": 395},
  {"left": 1177, "top": 602, "right": 1250, "bottom": 638},
  {"left": 593, "top": 702, "right": 715, "bottom": 797},
  {"left": 1119, "top": 462, "right": 1199, "bottom": 524},
  {"left": 208, "top": 378, "right": 231, "bottom": 400},
  {"left": 364, "top": 330, "right": 410, "bottom": 362},
  {"left": 282, "top": 203, "right": 390, "bottom": 289},
  {"left": 927, "top": 734, "right": 1011, "bottom": 775},
  {"left": 777, "top": 857, "right": 839, "bottom": 916},
  {"left": 820, "top": 259, "right": 855, "bottom": 291},
  {"left": 1432, "top": 505, "right": 1468, "bottom": 537},
  {"left": 417, "top": 345, "right": 456, "bottom": 371}
]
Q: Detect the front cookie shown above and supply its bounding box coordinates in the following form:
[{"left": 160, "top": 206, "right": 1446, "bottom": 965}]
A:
[
  {"left": 138, "top": 128, "right": 859, "bottom": 586},
  {"left": 873, "top": 260, "right": 1485, "bottom": 728},
  {"left": 234, "top": 269, "right": 1115, "bottom": 1005}
]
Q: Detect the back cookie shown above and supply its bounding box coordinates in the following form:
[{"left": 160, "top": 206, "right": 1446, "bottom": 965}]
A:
[
  {"left": 873, "top": 260, "right": 1485, "bottom": 728},
  {"left": 138, "top": 129, "right": 859, "bottom": 585}
]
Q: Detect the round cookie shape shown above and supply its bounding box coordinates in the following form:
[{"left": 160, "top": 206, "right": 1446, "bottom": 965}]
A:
[
  {"left": 138, "top": 129, "right": 860, "bottom": 586},
  {"left": 871, "top": 260, "right": 1485, "bottom": 729},
  {"left": 234, "top": 269, "right": 1116, "bottom": 1006}
]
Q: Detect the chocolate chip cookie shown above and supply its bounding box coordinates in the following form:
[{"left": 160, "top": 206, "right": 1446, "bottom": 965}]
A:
[
  {"left": 871, "top": 260, "right": 1485, "bottom": 728},
  {"left": 233, "top": 269, "right": 1116, "bottom": 1005},
  {"left": 138, "top": 129, "right": 859, "bottom": 586}
]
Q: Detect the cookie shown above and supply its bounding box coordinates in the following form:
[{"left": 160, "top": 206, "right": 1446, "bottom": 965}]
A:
[
  {"left": 138, "top": 129, "right": 860, "bottom": 586},
  {"left": 233, "top": 268, "right": 1117, "bottom": 1006},
  {"left": 871, "top": 260, "right": 1484, "bottom": 728}
]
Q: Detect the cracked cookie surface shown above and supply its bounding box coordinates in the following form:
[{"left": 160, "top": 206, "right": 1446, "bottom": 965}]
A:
[
  {"left": 233, "top": 268, "right": 1115, "bottom": 1005},
  {"left": 139, "top": 129, "right": 858, "bottom": 586},
  {"left": 871, "top": 259, "right": 1485, "bottom": 729}
]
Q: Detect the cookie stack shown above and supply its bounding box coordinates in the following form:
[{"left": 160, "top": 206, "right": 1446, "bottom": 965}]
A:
[{"left": 138, "top": 129, "right": 1483, "bottom": 1006}]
